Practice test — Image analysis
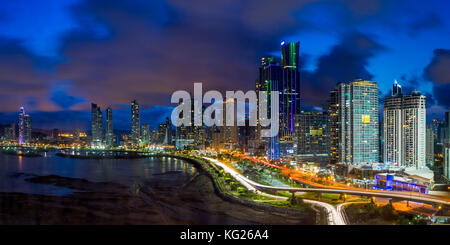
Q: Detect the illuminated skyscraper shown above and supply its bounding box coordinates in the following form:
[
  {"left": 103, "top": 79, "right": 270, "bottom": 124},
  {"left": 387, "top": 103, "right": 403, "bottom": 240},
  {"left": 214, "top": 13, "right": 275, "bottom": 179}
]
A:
[
  {"left": 402, "top": 91, "right": 426, "bottom": 169},
  {"left": 426, "top": 124, "right": 435, "bottom": 166},
  {"left": 383, "top": 81, "right": 427, "bottom": 169},
  {"left": 141, "top": 124, "right": 150, "bottom": 144},
  {"left": 18, "top": 107, "right": 25, "bottom": 143},
  {"left": 445, "top": 144, "right": 450, "bottom": 180},
  {"left": 18, "top": 107, "right": 31, "bottom": 143},
  {"left": 4, "top": 124, "right": 15, "bottom": 142},
  {"left": 279, "top": 41, "right": 301, "bottom": 158},
  {"left": 384, "top": 82, "right": 403, "bottom": 166},
  {"left": 165, "top": 117, "right": 173, "bottom": 145},
  {"left": 105, "top": 107, "right": 114, "bottom": 147},
  {"left": 131, "top": 100, "right": 140, "bottom": 145},
  {"left": 218, "top": 98, "right": 238, "bottom": 150},
  {"left": 256, "top": 41, "right": 301, "bottom": 161},
  {"left": 327, "top": 89, "right": 340, "bottom": 164},
  {"left": 447, "top": 108, "right": 450, "bottom": 143},
  {"left": 330, "top": 79, "right": 379, "bottom": 165},
  {"left": 257, "top": 55, "right": 282, "bottom": 160},
  {"left": 91, "top": 103, "right": 103, "bottom": 146},
  {"left": 294, "top": 111, "right": 329, "bottom": 156},
  {"left": 24, "top": 114, "right": 31, "bottom": 142}
]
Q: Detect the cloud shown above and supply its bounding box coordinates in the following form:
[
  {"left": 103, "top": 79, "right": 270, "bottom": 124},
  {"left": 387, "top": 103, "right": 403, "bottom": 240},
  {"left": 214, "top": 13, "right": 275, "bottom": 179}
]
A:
[
  {"left": 0, "top": 0, "right": 82, "bottom": 57},
  {"left": 432, "top": 84, "right": 450, "bottom": 109},
  {"left": 424, "top": 49, "right": 450, "bottom": 108},
  {"left": 409, "top": 13, "right": 443, "bottom": 34},
  {"left": 50, "top": 84, "right": 86, "bottom": 109},
  {"left": 53, "top": 0, "right": 323, "bottom": 108},
  {"left": 300, "top": 32, "right": 386, "bottom": 106},
  {"left": 424, "top": 49, "right": 450, "bottom": 85},
  {"left": 0, "top": 38, "right": 55, "bottom": 111}
]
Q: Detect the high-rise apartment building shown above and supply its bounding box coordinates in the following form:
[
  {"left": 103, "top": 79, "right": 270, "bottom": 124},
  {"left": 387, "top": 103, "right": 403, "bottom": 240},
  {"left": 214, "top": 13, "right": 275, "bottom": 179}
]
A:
[
  {"left": 426, "top": 124, "right": 435, "bottom": 166},
  {"left": 447, "top": 108, "right": 450, "bottom": 143},
  {"left": 131, "top": 100, "right": 140, "bottom": 145},
  {"left": 294, "top": 111, "right": 329, "bottom": 156},
  {"left": 329, "top": 79, "right": 379, "bottom": 164},
  {"left": 383, "top": 82, "right": 403, "bottom": 166},
  {"left": 105, "top": 107, "right": 114, "bottom": 147},
  {"left": 4, "top": 124, "right": 15, "bottom": 142},
  {"left": 141, "top": 124, "right": 150, "bottom": 144},
  {"left": 24, "top": 114, "right": 31, "bottom": 142},
  {"left": 327, "top": 89, "right": 340, "bottom": 163},
  {"left": 91, "top": 103, "right": 103, "bottom": 145},
  {"left": 383, "top": 82, "right": 426, "bottom": 169},
  {"left": 215, "top": 98, "right": 238, "bottom": 150},
  {"left": 444, "top": 143, "right": 450, "bottom": 181},
  {"left": 401, "top": 91, "right": 427, "bottom": 169}
]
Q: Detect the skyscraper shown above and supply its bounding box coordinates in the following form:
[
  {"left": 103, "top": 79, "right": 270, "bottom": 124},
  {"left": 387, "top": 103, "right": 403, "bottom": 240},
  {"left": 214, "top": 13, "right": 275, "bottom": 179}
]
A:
[
  {"left": 402, "top": 91, "right": 426, "bottom": 169},
  {"left": 91, "top": 103, "right": 103, "bottom": 146},
  {"left": 218, "top": 98, "right": 238, "bottom": 150},
  {"left": 131, "top": 100, "right": 140, "bottom": 145},
  {"left": 327, "top": 89, "right": 340, "bottom": 164},
  {"left": 447, "top": 108, "right": 450, "bottom": 143},
  {"left": 141, "top": 124, "right": 150, "bottom": 144},
  {"left": 256, "top": 41, "right": 301, "bottom": 161},
  {"left": 445, "top": 144, "right": 450, "bottom": 181},
  {"left": 105, "top": 107, "right": 114, "bottom": 147},
  {"left": 383, "top": 82, "right": 403, "bottom": 166},
  {"left": 24, "top": 114, "right": 31, "bottom": 142},
  {"left": 383, "top": 81, "right": 427, "bottom": 169},
  {"left": 294, "top": 111, "right": 329, "bottom": 156},
  {"left": 18, "top": 107, "right": 31, "bottom": 143},
  {"left": 4, "top": 124, "right": 15, "bottom": 142},
  {"left": 165, "top": 117, "right": 173, "bottom": 145},
  {"left": 329, "top": 79, "right": 379, "bottom": 165},
  {"left": 257, "top": 55, "right": 282, "bottom": 160},
  {"left": 279, "top": 41, "right": 301, "bottom": 158},
  {"left": 426, "top": 124, "right": 435, "bottom": 166}
]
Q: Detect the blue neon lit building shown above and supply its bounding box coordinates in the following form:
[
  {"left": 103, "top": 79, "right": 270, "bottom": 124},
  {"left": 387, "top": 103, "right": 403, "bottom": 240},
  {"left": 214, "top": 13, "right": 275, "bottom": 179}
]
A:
[{"left": 256, "top": 42, "right": 301, "bottom": 161}]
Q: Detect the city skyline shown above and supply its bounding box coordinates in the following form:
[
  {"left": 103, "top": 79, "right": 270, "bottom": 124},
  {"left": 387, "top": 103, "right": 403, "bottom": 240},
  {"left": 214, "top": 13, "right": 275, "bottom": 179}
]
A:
[
  {"left": 1, "top": 0, "right": 450, "bottom": 130},
  {"left": 1, "top": 1, "right": 450, "bottom": 229}
]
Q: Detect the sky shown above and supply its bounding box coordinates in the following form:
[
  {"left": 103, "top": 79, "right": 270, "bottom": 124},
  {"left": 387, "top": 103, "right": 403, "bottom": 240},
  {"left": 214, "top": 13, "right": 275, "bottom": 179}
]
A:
[{"left": 0, "top": 0, "right": 450, "bottom": 130}]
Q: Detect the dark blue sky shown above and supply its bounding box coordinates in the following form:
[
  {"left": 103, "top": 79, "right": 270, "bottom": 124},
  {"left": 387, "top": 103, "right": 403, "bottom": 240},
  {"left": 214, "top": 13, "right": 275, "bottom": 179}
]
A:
[{"left": 0, "top": 0, "right": 450, "bottom": 130}]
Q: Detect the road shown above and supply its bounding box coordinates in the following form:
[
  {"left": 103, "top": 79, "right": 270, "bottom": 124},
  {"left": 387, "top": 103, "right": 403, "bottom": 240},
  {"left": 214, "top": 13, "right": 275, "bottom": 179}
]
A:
[
  {"left": 336, "top": 201, "right": 369, "bottom": 224},
  {"left": 203, "top": 157, "right": 346, "bottom": 225},
  {"left": 209, "top": 157, "right": 450, "bottom": 207}
]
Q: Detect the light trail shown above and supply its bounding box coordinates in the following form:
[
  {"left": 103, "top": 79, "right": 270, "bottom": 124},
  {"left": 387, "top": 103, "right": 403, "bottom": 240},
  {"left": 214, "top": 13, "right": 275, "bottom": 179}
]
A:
[
  {"left": 203, "top": 157, "right": 346, "bottom": 225},
  {"left": 238, "top": 155, "right": 450, "bottom": 205}
]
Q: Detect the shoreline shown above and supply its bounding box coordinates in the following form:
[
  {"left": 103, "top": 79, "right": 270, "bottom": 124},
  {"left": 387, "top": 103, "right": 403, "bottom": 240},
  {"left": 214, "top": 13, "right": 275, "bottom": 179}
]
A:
[
  {"left": 158, "top": 154, "right": 323, "bottom": 221},
  {"left": 55, "top": 152, "right": 152, "bottom": 159}
]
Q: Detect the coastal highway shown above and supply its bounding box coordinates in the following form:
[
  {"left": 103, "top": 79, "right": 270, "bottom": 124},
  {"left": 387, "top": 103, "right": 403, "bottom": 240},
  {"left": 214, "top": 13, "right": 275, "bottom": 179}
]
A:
[
  {"left": 203, "top": 157, "right": 346, "bottom": 225},
  {"left": 204, "top": 157, "right": 450, "bottom": 207}
]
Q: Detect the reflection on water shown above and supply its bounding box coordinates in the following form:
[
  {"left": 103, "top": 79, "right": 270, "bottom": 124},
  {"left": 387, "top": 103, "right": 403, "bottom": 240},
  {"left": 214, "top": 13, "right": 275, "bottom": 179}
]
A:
[
  {"left": 18, "top": 156, "right": 23, "bottom": 172},
  {"left": 0, "top": 152, "right": 315, "bottom": 225},
  {"left": 0, "top": 152, "right": 195, "bottom": 196}
]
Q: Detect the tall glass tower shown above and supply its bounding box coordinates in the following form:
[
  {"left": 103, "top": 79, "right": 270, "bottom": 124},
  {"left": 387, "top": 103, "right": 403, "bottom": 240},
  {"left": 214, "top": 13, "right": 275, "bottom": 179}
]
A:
[
  {"left": 18, "top": 107, "right": 25, "bottom": 144},
  {"left": 256, "top": 41, "right": 301, "bottom": 161},
  {"left": 91, "top": 103, "right": 103, "bottom": 146},
  {"left": 131, "top": 100, "right": 140, "bottom": 145},
  {"left": 331, "top": 79, "right": 379, "bottom": 165},
  {"left": 105, "top": 107, "right": 114, "bottom": 147},
  {"left": 280, "top": 41, "right": 301, "bottom": 158}
]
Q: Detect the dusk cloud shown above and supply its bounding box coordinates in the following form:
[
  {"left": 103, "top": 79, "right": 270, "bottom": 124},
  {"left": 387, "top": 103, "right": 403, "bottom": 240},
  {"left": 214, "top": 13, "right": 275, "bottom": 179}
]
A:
[{"left": 424, "top": 49, "right": 450, "bottom": 108}]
